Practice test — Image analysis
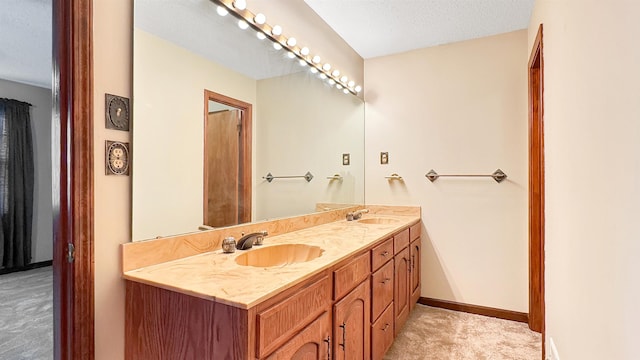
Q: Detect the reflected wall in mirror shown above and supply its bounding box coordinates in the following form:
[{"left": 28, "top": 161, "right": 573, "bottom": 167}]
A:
[{"left": 132, "top": 0, "right": 364, "bottom": 241}]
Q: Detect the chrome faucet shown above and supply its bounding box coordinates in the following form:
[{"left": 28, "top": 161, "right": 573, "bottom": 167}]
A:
[
  {"left": 346, "top": 209, "right": 369, "bottom": 221},
  {"left": 236, "top": 231, "right": 268, "bottom": 250}
]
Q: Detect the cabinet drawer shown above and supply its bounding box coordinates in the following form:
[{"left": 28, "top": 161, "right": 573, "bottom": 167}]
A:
[
  {"left": 334, "top": 252, "right": 371, "bottom": 300},
  {"left": 257, "top": 276, "right": 331, "bottom": 358},
  {"left": 371, "top": 260, "right": 394, "bottom": 321},
  {"left": 410, "top": 222, "right": 421, "bottom": 242},
  {"left": 371, "top": 303, "right": 395, "bottom": 360},
  {"left": 371, "top": 237, "right": 393, "bottom": 271},
  {"left": 393, "top": 228, "right": 410, "bottom": 254}
]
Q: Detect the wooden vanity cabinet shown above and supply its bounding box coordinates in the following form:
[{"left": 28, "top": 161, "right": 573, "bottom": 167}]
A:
[
  {"left": 332, "top": 252, "right": 371, "bottom": 360},
  {"left": 265, "top": 312, "right": 331, "bottom": 360},
  {"left": 394, "top": 246, "right": 411, "bottom": 336},
  {"left": 409, "top": 223, "right": 422, "bottom": 309},
  {"left": 371, "top": 304, "right": 395, "bottom": 360},
  {"left": 370, "top": 237, "right": 395, "bottom": 360},
  {"left": 333, "top": 280, "right": 371, "bottom": 360},
  {"left": 125, "top": 221, "right": 422, "bottom": 360}
]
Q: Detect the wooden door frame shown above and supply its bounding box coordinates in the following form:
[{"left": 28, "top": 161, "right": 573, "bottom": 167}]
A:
[
  {"left": 52, "top": 0, "right": 94, "bottom": 358},
  {"left": 528, "top": 24, "right": 545, "bottom": 358},
  {"left": 203, "top": 90, "right": 252, "bottom": 225}
]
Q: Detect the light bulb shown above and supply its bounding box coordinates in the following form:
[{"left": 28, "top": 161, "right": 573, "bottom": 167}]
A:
[
  {"left": 286, "top": 37, "right": 297, "bottom": 47},
  {"left": 355, "top": 85, "right": 362, "bottom": 93},
  {"left": 299, "top": 59, "right": 307, "bottom": 66},
  {"left": 312, "top": 55, "right": 321, "bottom": 64},
  {"left": 233, "top": 0, "right": 246, "bottom": 10},
  {"left": 340, "top": 76, "right": 348, "bottom": 83},
  {"left": 322, "top": 63, "right": 331, "bottom": 71},
  {"left": 343, "top": 89, "right": 350, "bottom": 94},
  {"left": 256, "top": 32, "right": 266, "bottom": 40},
  {"left": 332, "top": 70, "right": 340, "bottom": 77},
  {"left": 273, "top": 42, "right": 282, "bottom": 50},
  {"left": 254, "top": 13, "right": 266, "bottom": 25},
  {"left": 287, "top": 52, "right": 295, "bottom": 59},
  {"left": 271, "top": 25, "right": 282, "bottom": 36},
  {"left": 336, "top": 84, "right": 343, "bottom": 90},
  {"left": 216, "top": 6, "right": 228, "bottom": 16},
  {"left": 328, "top": 79, "right": 336, "bottom": 85},
  {"left": 348, "top": 80, "right": 355, "bottom": 88},
  {"left": 319, "top": 73, "right": 327, "bottom": 79},
  {"left": 300, "top": 47, "right": 310, "bottom": 56},
  {"left": 310, "top": 67, "right": 318, "bottom": 74},
  {"left": 238, "top": 20, "right": 249, "bottom": 30}
]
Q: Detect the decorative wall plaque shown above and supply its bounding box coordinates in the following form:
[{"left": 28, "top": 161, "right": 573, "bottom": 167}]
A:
[
  {"left": 105, "top": 141, "right": 130, "bottom": 176},
  {"left": 105, "top": 93, "right": 130, "bottom": 131}
]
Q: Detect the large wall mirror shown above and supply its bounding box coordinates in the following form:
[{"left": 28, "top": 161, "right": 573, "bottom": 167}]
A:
[{"left": 132, "top": 0, "right": 365, "bottom": 241}]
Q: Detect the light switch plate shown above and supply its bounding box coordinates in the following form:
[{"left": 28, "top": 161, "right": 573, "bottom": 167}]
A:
[
  {"left": 380, "top": 152, "right": 389, "bottom": 164},
  {"left": 342, "top": 153, "right": 350, "bottom": 166},
  {"left": 105, "top": 93, "right": 130, "bottom": 131}
]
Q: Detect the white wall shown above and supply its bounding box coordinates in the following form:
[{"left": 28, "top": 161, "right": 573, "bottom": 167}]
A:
[
  {"left": 132, "top": 29, "right": 257, "bottom": 241},
  {"left": 93, "top": 0, "right": 132, "bottom": 358},
  {"left": 364, "top": 30, "right": 529, "bottom": 312},
  {"left": 0, "top": 78, "right": 52, "bottom": 264},
  {"left": 529, "top": 1, "right": 640, "bottom": 359},
  {"left": 256, "top": 71, "right": 365, "bottom": 220}
]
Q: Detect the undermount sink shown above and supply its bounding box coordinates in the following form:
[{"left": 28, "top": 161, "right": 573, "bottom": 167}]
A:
[
  {"left": 358, "top": 218, "right": 401, "bottom": 225},
  {"left": 235, "top": 244, "right": 324, "bottom": 267}
]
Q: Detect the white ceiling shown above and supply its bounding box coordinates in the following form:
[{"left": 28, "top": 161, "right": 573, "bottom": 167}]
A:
[
  {"left": 304, "top": 0, "right": 535, "bottom": 59},
  {"left": 0, "top": 0, "right": 534, "bottom": 88},
  {"left": 0, "top": 0, "right": 51, "bottom": 89}
]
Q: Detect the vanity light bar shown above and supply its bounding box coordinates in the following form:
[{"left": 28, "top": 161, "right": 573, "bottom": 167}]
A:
[{"left": 211, "top": 0, "right": 362, "bottom": 95}]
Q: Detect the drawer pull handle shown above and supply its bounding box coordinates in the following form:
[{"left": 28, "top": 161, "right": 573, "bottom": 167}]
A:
[
  {"left": 380, "top": 250, "right": 389, "bottom": 257},
  {"left": 323, "top": 336, "right": 331, "bottom": 359},
  {"left": 380, "top": 278, "right": 391, "bottom": 284},
  {"left": 339, "top": 322, "right": 347, "bottom": 351},
  {"left": 382, "top": 323, "right": 390, "bottom": 331}
]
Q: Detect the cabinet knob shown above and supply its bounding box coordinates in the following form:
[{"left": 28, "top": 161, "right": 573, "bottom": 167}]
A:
[{"left": 381, "top": 250, "right": 389, "bottom": 257}]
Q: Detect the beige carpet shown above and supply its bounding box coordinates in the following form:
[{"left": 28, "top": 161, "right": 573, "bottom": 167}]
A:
[{"left": 384, "top": 305, "right": 541, "bottom": 360}]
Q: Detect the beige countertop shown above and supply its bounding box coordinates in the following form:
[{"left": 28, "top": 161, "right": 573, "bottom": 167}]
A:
[{"left": 123, "top": 214, "right": 420, "bottom": 309}]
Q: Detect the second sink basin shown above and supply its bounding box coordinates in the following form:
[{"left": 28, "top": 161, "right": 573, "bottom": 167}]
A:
[
  {"left": 358, "top": 217, "right": 401, "bottom": 225},
  {"left": 235, "top": 244, "right": 324, "bottom": 267}
]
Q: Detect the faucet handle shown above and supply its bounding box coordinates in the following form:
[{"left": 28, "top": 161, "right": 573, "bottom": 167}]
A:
[
  {"left": 346, "top": 212, "right": 354, "bottom": 221},
  {"left": 254, "top": 230, "right": 268, "bottom": 246}
]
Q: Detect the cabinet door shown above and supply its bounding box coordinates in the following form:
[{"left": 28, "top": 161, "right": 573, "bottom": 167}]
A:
[
  {"left": 333, "top": 280, "right": 370, "bottom": 360},
  {"left": 394, "top": 246, "right": 410, "bottom": 336},
  {"left": 410, "top": 238, "right": 421, "bottom": 309},
  {"left": 266, "top": 312, "right": 331, "bottom": 360}
]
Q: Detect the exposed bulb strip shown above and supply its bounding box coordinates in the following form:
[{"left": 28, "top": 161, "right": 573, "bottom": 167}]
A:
[{"left": 211, "top": 0, "right": 362, "bottom": 95}]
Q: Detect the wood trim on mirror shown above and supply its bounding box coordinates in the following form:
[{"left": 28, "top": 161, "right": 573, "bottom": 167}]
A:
[
  {"left": 203, "top": 90, "right": 252, "bottom": 225},
  {"left": 53, "top": 0, "right": 95, "bottom": 358}
]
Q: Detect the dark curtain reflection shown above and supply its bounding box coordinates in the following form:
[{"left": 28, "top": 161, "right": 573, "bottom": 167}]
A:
[{"left": 0, "top": 98, "right": 34, "bottom": 269}]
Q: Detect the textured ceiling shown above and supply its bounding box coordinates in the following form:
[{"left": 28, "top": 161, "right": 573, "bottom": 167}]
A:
[
  {"left": 0, "top": 0, "right": 52, "bottom": 88},
  {"left": 304, "top": 0, "right": 535, "bottom": 59},
  {"left": 1, "top": 0, "right": 534, "bottom": 88}
]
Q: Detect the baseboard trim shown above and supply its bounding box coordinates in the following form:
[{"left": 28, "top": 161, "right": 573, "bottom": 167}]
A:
[
  {"left": 418, "top": 297, "right": 529, "bottom": 323},
  {"left": 0, "top": 260, "right": 53, "bottom": 275}
]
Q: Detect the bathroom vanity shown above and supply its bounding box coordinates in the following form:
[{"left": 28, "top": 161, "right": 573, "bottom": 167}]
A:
[{"left": 123, "top": 209, "right": 421, "bottom": 360}]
